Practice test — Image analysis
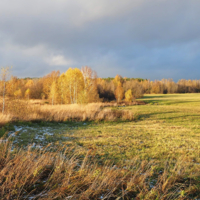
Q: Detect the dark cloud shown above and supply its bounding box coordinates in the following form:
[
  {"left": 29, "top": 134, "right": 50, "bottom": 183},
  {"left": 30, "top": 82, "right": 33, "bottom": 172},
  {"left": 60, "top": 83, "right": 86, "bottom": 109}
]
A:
[{"left": 0, "top": 0, "right": 200, "bottom": 81}]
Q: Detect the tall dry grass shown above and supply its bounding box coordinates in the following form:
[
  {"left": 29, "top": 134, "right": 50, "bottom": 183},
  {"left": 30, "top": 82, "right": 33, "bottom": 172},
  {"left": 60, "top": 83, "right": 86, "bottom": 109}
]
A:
[
  {"left": 0, "top": 99, "right": 137, "bottom": 127},
  {"left": 0, "top": 141, "right": 200, "bottom": 199},
  {"left": 38, "top": 103, "right": 135, "bottom": 122},
  {"left": 0, "top": 113, "right": 12, "bottom": 126}
]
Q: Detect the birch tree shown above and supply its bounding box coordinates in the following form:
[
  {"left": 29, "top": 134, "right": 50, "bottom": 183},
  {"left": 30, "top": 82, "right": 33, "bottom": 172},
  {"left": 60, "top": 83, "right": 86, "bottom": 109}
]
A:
[
  {"left": 14, "top": 89, "right": 22, "bottom": 99},
  {"left": 6, "top": 76, "right": 18, "bottom": 97},
  {"left": 25, "top": 88, "right": 31, "bottom": 100},
  {"left": 49, "top": 81, "right": 57, "bottom": 105},
  {"left": 1, "top": 66, "right": 12, "bottom": 113},
  {"left": 25, "top": 79, "right": 34, "bottom": 88},
  {"left": 43, "top": 70, "right": 60, "bottom": 98},
  {"left": 125, "top": 89, "right": 133, "bottom": 102},
  {"left": 113, "top": 75, "right": 123, "bottom": 87},
  {"left": 115, "top": 82, "right": 124, "bottom": 103},
  {"left": 81, "top": 66, "right": 99, "bottom": 103},
  {"left": 57, "top": 73, "right": 67, "bottom": 104},
  {"left": 65, "top": 68, "right": 84, "bottom": 104}
]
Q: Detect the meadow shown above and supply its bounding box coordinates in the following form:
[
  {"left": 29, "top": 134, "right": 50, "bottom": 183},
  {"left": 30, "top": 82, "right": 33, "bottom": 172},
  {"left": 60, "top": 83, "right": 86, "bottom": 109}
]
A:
[{"left": 1, "top": 93, "right": 200, "bottom": 199}]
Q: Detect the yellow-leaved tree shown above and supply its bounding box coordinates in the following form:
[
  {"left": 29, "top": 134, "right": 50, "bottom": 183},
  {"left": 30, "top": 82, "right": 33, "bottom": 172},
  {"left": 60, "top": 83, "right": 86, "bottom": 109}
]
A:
[
  {"left": 25, "top": 88, "right": 31, "bottom": 100},
  {"left": 1, "top": 67, "right": 12, "bottom": 113},
  {"left": 49, "top": 81, "right": 58, "bottom": 105},
  {"left": 57, "top": 73, "right": 67, "bottom": 104},
  {"left": 112, "top": 75, "right": 123, "bottom": 88},
  {"left": 65, "top": 68, "right": 84, "bottom": 104},
  {"left": 6, "top": 76, "right": 19, "bottom": 98},
  {"left": 115, "top": 82, "right": 124, "bottom": 103},
  {"left": 42, "top": 71, "right": 60, "bottom": 99},
  {"left": 80, "top": 66, "right": 99, "bottom": 103},
  {"left": 125, "top": 89, "right": 133, "bottom": 102},
  {"left": 25, "top": 79, "right": 34, "bottom": 88},
  {"left": 14, "top": 89, "right": 22, "bottom": 99}
]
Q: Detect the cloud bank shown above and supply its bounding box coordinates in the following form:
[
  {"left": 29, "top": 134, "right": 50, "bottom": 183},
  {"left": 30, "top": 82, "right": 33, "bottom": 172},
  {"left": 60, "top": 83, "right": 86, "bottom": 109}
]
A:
[{"left": 0, "top": 0, "right": 200, "bottom": 80}]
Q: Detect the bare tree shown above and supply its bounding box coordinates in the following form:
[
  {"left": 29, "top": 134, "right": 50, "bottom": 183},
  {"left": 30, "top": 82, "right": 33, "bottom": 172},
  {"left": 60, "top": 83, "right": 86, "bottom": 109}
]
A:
[{"left": 1, "top": 66, "right": 12, "bottom": 114}]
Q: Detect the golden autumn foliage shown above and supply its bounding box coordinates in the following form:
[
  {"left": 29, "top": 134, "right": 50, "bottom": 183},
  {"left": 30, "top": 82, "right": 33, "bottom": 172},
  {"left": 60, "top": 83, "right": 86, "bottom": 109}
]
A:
[
  {"left": 57, "top": 73, "right": 67, "bottom": 104},
  {"left": 6, "top": 76, "right": 19, "bottom": 97},
  {"left": 24, "top": 88, "right": 31, "bottom": 100},
  {"left": 65, "top": 68, "right": 84, "bottom": 104},
  {"left": 125, "top": 89, "right": 133, "bottom": 102},
  {"left": 25, "top": 79, "right": 34, "bottom": 88},
  {"left": 1, "top": 67, "right": 12, "bottom": 113},
  {"left": 50, "top": 67, "right": 98, "bottom": 105},
  {"left": 2, "top": 66, "right": 200, "bottom": 107},
  {"left": 81, "top": 66, "right": 99, "bottom": 103},
  {"left": 115, "top": 82, "right": 124, "bottom": 103},
  {"left": 1, "top": 67, "right": 101, "bottom": 106},
  {"left": 112, "top": 74, "right": 123, "bottom": 87},
  {"left": 49, "top": 81, "right": 58, "bottom": 105},
  {"left": 14, "top": 89, "right": 22, "bottom": 99},
  {"left": 42, "top": 70, "right": 60, "bottom": 98}
]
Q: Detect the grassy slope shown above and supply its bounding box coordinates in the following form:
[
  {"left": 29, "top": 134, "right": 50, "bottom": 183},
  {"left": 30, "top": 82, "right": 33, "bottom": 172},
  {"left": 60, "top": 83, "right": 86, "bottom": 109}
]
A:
[
  {"left": 68, "top": 93, "right": 200, "bottom": 164},
  {"left": 9, "top": 93, "right": 200, "bottom": 165}
]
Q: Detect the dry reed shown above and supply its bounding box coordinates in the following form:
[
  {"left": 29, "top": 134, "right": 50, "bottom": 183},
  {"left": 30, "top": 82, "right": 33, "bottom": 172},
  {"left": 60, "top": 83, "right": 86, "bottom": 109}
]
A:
[
  {"left": 0, "top": 141, "right": 199, "bottom": 199},
  {"left": 0, "top": 99, "right": 138, "bottom": 127}
]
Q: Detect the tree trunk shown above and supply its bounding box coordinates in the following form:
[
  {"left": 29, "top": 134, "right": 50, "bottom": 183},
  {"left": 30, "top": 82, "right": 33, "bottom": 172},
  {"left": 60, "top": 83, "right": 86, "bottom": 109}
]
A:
[
  {"left": 70, "top": 83, "right": 72, "bottom": 104},
  {"left": 2, "top": 81, "right": 5, "bottom": 113},
  {"left": 74, "top": 84, "right": 76, "bottom": 103},
  {"left": 76, "top": 83, "right": 77, "bottom": 103}
]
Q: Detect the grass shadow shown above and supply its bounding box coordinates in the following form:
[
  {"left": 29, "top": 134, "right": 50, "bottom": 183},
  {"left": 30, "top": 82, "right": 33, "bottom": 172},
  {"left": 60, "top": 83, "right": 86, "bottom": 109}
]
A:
[
  {"left": 139, "top": 111, "right": 178, "bottom": 120},
  {"left": 142, "top": 99, "right": 200, "bottom": 106}
]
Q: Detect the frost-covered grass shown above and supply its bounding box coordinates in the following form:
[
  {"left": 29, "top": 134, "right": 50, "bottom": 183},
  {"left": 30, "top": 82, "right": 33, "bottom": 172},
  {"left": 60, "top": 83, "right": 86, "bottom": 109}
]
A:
[{"left": 5, "top": 122, "right": 82, "bottom": 149}]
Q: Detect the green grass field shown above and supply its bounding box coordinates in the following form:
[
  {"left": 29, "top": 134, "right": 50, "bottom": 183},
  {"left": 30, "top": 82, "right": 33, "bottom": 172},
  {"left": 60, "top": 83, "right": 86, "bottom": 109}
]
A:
[
  {"left": 2, "top": 93, "right": 200, "bottom": 199},
  {"left": 7, "top": 93, "right": 200, "bottom": 165}
]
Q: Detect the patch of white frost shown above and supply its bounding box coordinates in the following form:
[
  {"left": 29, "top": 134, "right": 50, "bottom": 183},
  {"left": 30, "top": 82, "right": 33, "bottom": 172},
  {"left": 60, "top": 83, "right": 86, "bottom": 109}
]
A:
[
  {"left": 31, "top": 143, "right": 43, "bottom": 149},
  {"left": 14, "top": 126, "right": 23, "bottom": 132},
  {"left": 35, "top": 135, "right": 45, "bottom": 141},
  {"left": 44, "top": 132, "right": 54, "bottom": 136}
]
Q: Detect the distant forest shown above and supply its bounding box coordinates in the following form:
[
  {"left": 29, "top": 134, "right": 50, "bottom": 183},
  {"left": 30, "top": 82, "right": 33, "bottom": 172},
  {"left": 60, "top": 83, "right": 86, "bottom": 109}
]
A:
[{"left": 1, "top": 66, "right": 200, "bottom": 103}]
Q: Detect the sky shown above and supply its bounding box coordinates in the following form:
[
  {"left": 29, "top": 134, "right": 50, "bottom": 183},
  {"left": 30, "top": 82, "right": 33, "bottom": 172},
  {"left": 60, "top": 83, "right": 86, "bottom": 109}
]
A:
[{"left": 0, "top": 0, "right": 200, "bottom": 81}]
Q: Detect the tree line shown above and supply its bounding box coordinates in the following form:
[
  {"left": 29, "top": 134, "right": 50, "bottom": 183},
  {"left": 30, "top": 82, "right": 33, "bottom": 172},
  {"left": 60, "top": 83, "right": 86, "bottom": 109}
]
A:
[{"left": 1, "top": 66, "right": 200, "bottom": 105}]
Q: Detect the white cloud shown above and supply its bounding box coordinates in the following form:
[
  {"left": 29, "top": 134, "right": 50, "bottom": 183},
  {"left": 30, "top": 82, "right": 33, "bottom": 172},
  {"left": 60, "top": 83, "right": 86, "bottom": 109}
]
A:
[{"left": 45, "top": 55, "right": 74, "bottom": 66}]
